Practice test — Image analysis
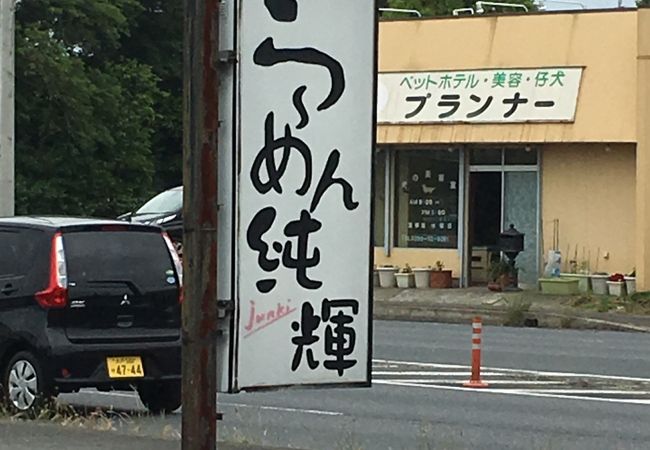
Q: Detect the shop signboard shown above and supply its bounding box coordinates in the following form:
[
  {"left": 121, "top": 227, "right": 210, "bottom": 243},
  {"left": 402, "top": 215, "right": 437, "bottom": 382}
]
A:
[
  {"left": 233, "top": 1, "right": 375, "bottom": 391},
  {"left": 378, "top": 67, "right": 583, "bottom": 124}
]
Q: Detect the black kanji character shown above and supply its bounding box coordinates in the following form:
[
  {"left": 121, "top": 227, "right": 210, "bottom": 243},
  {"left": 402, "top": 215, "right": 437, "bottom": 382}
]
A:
[
  {"left": 247, "top": 207, "right": 280, "bottom": 293},
  {"left": 283, "top": 210, "right": 322, "bottom": 290},
  {"left": 503, "top": 92, "right": 529, "bottom": 118},
  {"left": 322, "top": 299, "right": 359, "bottom": 376},
  {"left": 310, "top": 150, "right": 359, "bottom": 213},
  {"left": 250, "top": 112, "right": 312, "bottom": 196},
  {"left": 438, "top": 94, "right": 461, "bottom": 119},
  {"left": 466, "top": 94, "right": 494, "bottom": 118},
  {"left": 291, "top": 302, "right": 321, "bottom": 371},
  {"left": 404, "top": 93, "right": 431, "bottom": 119},
  {"left": 264, "top": 0, "right": 297, "bottom": 22},
  {"left": 254, "top": 37, "right": 345, "bottom": 111}
]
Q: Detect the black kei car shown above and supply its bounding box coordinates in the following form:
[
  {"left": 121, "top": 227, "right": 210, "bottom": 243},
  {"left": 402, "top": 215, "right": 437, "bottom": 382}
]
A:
[
  {"left": 119, "top": 186, "right": 183, "bottom": 256},
  {"left": 0, "top": 217, "right": 183, "bottom": 415}
]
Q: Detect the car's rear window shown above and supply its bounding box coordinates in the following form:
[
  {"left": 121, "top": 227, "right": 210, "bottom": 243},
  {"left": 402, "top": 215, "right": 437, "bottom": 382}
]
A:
[{"left": 63, "top": 230, "right": 176, "bottom": 290}]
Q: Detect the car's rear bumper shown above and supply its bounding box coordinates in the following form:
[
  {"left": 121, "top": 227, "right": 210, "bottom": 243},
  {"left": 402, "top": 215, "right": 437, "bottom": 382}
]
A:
[{"left": 45, "top": 329, "right": 181, "bottom": 390}]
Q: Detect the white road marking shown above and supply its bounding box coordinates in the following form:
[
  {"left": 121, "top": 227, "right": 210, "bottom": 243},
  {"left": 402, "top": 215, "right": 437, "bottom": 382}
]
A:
[
  {"left": 382, "top": 379, "right": 564, "bottom": 385},
  {"left": 374, "top": 359, "right": 650, "bottom": 383},
  {"left": 375, "top": 380, "right": 650, "bottom": 406},
  {"left": 517, "top": 389, "right": 650, "bottom": 395},
  {"left": 373, "top": 371, "right": 512, "bottom": 377},
  {"left": 220, "top": 402, "right": 343, "bottom": 416}
]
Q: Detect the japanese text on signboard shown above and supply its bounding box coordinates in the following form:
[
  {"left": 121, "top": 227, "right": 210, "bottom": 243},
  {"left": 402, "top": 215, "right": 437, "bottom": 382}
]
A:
[
  {"left": 377, "top": 68, "right": 583, "bottom": 124},
  {"left": 236, "top": 0, "right": 373, "bottom": 389}
]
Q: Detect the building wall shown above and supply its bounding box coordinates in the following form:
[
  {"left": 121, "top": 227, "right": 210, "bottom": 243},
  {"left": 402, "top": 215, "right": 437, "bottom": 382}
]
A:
[
  {"left": 378, "top": 10, "right": 638, "bottom": 144},
  {"left": 636, "top": 8, "right": 650, "bottom": 290},
  {"left": 542, "top": 143, "right": 636, "bottom": 275}
]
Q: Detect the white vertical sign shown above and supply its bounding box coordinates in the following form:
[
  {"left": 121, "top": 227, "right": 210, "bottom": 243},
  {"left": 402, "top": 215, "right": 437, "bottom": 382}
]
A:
[{"left": 235, "top": 0, "right": 375, "bottom": 390}]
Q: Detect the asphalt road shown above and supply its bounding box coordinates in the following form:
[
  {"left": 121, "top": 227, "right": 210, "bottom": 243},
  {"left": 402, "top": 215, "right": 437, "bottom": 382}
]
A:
[{"left": 54, "top": 321, "right": 650, "bottom": 450}]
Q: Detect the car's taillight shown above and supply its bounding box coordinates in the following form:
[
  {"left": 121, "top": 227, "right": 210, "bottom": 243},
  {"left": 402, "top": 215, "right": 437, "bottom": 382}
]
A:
[
  {"left": 35, "top": 232, "right": 68, "bottom": 309},
  {"left": 162, "top": 232, "right": 183, "bottom": 303}
]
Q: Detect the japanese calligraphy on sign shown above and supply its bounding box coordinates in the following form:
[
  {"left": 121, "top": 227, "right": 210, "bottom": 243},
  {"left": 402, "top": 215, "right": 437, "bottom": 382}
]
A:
[
  {"left": 235, "top": 1, "right": 374, "bottom": 390},
  {"left": 377, "top": 68, "right": 583, "bottom": 124}
]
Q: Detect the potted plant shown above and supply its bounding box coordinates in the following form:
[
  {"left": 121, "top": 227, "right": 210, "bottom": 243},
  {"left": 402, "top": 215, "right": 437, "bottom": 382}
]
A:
[
  {"left": 606, "top": 273, "right": 626, "bottom": 297},
  {"left": 395, "top": 264, "right": 415, "bottom": 288},
  {"left": 538, "top": 277, "right": 579, "bottom": 295},
  {"left": 377, "top": 265, "right": 398, "bottom": 288},
  {"left": 590, "top": 272, "right": 609, "bottom": 295},
  {"left": 560, "top": 260, "right": 591, "bottom": 293},
  {"left": 625, "top": 269, "right": 636, "bottom": 295},
  {"left": 430, "top": 261, "right": 452, "bottom": 289},
  {"left": 412, "top": 266, "right": 432, "bottom": 289},
  {"left": 487, "top": 259, "right": 516, "bottom": 292}
]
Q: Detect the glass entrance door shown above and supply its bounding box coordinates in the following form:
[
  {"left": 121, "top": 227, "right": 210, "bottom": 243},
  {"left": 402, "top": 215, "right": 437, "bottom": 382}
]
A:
[
  {"left": 504, "top": 171, "right": 538, "bottom": 286},
  {"left": 467, "top": 148, "right": 539, "bottom": 288}
]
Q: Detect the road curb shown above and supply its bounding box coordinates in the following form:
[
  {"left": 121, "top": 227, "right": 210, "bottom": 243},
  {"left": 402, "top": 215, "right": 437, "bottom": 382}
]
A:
[{"left": 374, "top": 302, "right": 650, "bottom": 332}]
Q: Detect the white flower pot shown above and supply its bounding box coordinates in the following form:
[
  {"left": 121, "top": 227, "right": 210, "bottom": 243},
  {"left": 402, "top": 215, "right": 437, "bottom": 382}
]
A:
[
  {"left": 607, "top": 281, "right": 625, "bottom": 297},
  {"left": 590, "top": 274, "right": 608, "bottom": 295},
  {"left": 395, "top": 273, "right": 415, "bottom": 288},
  {"left": 413, "top": 268, "right": 431, "bottom": 289},
  {"left": 377, "top": 267, "right": 397, "bottom": 288},
  {"left": 625, "top": 277, "right": 636, "bottom": 295}
]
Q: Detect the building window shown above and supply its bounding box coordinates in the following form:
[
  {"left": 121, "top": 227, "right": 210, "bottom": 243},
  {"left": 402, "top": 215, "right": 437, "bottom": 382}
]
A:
[
  {"left": 470, "top": 147, "right": 538, "bottom": 166},
  {"left": 470, "top": 148, "right": 501, "bottom": 165},
  {"left": 394, "top": 149, "right": 460, "bottom": 249},
  {"left": 374, "top": 149, "right": 386, "bottom": 247},
  {"left": 504, "top": 147, "right": 537, "bottom": 165}
]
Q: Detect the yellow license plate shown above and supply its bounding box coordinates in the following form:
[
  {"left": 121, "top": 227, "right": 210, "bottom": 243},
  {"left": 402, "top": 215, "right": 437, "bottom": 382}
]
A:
[{"left": 106, "top": 356, "right": 144, "bottom": 379}]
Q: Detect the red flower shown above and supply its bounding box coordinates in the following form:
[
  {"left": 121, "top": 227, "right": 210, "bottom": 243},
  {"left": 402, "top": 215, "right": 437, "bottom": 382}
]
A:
[{"left": 608, "top": 273, "right": 625, "bottom": 282}]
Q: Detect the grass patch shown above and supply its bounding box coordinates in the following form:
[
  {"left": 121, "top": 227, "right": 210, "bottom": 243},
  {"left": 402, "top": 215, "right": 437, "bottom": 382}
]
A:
[
  {"left": 0, "top": 397, "right": 180, "bottom": 441},
  {"left": 563, "top": 292, "right": 650, "bottom": 315},
  {"left": 567, "top": 295, "right": 592, "bottom": 308},
  {"left": 504, "top": 296, "right": 532, "bottom": 326},
  {"left": 597, "top": 296, "right": 612, "bottom": 312}
]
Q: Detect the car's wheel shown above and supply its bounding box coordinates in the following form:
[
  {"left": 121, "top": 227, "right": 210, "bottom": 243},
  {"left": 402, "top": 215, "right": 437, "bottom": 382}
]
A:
[
  {"left": 138, "top": 381, "right": 181, "bottom": 414},
  {"left": 2, "top": 351, "right": 52, "bottom": 416}
]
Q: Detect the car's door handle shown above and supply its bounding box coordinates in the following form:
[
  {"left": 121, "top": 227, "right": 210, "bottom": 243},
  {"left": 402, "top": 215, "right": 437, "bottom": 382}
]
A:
[{"left": 1, "top": 284, "right": 17, "bottom": 295}]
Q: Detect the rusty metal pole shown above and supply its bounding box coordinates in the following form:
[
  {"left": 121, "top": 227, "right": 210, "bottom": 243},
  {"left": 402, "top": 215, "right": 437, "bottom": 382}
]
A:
[{"left": 182, "top": 0, "right": 220, "bottom": 449}]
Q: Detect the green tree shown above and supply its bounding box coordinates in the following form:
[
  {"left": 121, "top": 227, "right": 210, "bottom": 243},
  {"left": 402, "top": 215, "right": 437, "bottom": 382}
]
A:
[
  {"left": 14, "top": 0, "right": 162, "bottom": 216},
  {"left": 119, "top": 0, "right": 183, "bottom": 192}
]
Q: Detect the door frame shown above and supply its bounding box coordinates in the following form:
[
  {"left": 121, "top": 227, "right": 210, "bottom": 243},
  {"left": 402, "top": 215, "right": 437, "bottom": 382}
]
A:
[{"left": 462, "top": 148, "right": 541, "bottom": 287}]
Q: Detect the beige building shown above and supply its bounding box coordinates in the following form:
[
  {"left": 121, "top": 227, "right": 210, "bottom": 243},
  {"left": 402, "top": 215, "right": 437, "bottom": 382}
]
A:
[{"left": 375, "top": 8, "right": 650, "bottom": 289}]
